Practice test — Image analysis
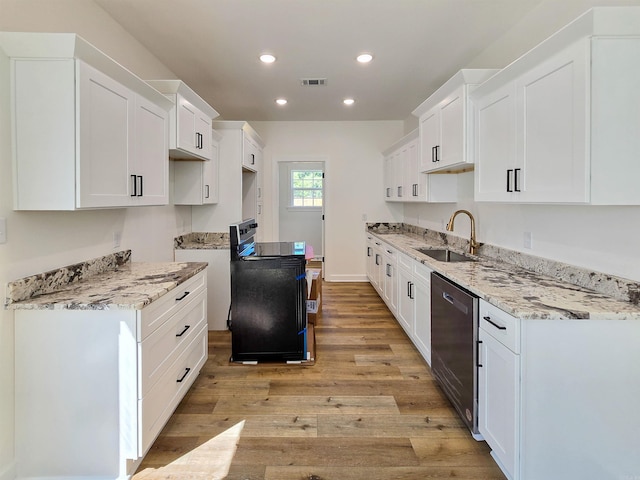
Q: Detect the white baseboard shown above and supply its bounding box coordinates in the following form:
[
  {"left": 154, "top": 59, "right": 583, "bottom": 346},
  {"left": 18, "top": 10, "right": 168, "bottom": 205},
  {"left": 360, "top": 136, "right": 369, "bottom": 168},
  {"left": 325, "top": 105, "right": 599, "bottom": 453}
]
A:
[
  {"left": 0, "top": 461, "right": 16, "bottom": 480},
  {"left": 326, "top": 274, "right": 369, "bottom": 282}
]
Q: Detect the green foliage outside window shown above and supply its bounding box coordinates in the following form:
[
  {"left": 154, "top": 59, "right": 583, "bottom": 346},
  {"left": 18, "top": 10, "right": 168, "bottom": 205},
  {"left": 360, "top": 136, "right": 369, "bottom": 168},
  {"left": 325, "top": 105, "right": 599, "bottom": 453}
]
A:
[{"left": 291, "top": 170, "right": 323, "bottom": 207}]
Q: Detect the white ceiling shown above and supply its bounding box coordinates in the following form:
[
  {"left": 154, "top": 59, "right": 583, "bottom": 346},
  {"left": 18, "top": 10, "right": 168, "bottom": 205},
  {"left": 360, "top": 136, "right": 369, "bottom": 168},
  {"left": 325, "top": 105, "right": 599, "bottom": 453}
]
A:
[{"left": 95, "top": 0, "right": 546, "bottom": 122}]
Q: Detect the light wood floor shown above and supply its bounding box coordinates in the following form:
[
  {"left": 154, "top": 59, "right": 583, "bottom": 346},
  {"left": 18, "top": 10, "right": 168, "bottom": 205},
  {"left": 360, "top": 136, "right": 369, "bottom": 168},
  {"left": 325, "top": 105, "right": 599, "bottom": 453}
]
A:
[{"left": 133, "top": 281, "right": 506, "bottom": 480}]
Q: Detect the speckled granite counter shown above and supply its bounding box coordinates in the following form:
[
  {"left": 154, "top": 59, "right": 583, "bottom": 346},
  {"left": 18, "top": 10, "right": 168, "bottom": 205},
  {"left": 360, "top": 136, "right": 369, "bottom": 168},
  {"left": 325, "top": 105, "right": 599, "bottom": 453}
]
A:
[
  {"left": 5, "top": 250, "right": 208, "bottom": 310},
  {"left": 174, "top": 232, "right": 229, "bottom": 249},
  {"left": 367, "top": 224, "right": 640, "bottom": 321}
]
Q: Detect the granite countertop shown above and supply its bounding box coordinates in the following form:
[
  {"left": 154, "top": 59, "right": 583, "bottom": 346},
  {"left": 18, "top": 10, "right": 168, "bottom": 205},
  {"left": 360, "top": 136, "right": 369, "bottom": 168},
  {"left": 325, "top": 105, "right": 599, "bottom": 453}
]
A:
[
  {"left": 175, "top": 232, "right": 229, "bottom": 250},
  {"left": 5, "top": 250, "right": 208, "bottom": 311},
  {"left": 367, "top": 226, "right": 640, "bottom": 321}
]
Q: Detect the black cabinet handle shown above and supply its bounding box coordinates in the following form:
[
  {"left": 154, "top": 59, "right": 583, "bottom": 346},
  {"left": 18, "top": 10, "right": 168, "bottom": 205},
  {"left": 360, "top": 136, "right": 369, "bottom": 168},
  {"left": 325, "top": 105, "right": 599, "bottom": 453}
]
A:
[
  {"left": 130, "top": 174, "right": 137, "bottom": 197},
  {"left": 514, "top": 168, "right": 521, "bottom": 192},
  {"left": 477, "top": 340, "right": 483, "bottom": 368},
  {"left": 176, "top": 367, "right": 191, "bottom": 383},
  {"left": 409, "top": 281, "right": 414, "bottom": 299},
  {"left": 138, "top": 176, "right": 143, "bottom": 197},
  {"left": 375, "top": 254, "right": 381, "bottom": 266},
  {"left": 251, "top": 153, "right": 255, "bottom": 165},
  {"left": 432, "top": 146, "right": 436, "bottom": 163},
  {"left": 435, "top": 145, "right": 440, "bottom": 162},
  {"left": 483, "top": 315, "right": 507, "bottom": 330},
  {"left": 386, "top": 264, "right": 392, "bottom": 277},
  {"left": 367, "top": 246, "right": 372, "bottom": 257},
  {"left": 176, "top": 325, "right": 191, "bottom": 337},
  {"left": 386, "top": 187, "right": 391, "bottom": 198},
  {"left": 175, "top": 291, "right": 190, "bottom": 301},
  {"left": 397, "top": 186, "right": 402, "bottom": 197},
  {"left": 506, "top": 169, "right": 513, "bottom": 192},
  {"left": 205, "top": 184, "right": 210, "bottom": 199}
]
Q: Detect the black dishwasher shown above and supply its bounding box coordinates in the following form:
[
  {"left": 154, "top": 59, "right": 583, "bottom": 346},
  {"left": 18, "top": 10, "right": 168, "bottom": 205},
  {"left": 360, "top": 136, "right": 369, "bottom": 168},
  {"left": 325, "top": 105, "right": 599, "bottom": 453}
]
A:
[{"left": 431, "top": 272, "right": 482, "bottom": 440}]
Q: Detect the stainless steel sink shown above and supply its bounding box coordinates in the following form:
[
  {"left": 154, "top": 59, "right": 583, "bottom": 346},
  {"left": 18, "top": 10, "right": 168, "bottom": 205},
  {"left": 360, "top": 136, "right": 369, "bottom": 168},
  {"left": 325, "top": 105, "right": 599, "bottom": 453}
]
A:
[{"left": 415, "top": 248, "right": 476, "bottom": 263}]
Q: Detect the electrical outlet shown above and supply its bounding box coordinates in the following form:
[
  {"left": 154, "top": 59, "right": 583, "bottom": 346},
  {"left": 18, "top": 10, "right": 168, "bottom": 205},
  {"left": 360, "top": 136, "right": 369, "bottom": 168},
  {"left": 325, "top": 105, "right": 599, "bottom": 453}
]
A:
[
  {"left": 113, "top": 231, "right": 121, "bottom": 249},
  {"left": 524, "top": 231, "right": 532, "bottom": 249}
]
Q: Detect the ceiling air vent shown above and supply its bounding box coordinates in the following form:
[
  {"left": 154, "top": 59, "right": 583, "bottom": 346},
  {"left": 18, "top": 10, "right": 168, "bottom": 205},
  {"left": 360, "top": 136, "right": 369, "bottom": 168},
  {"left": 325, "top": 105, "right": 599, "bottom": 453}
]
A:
[{"left": 301, "top": 78, "right": 327, "bottom": 86}]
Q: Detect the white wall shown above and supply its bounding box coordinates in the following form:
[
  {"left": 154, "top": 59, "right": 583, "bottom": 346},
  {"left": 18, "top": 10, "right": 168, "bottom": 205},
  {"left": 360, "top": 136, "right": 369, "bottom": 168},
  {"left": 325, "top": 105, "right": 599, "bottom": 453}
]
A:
[
  {"left": 0, "top": 2, "right": 183, "bottom": 477},
  {"left": 251, "top": 121, "right": 405, "bottom": 282}
]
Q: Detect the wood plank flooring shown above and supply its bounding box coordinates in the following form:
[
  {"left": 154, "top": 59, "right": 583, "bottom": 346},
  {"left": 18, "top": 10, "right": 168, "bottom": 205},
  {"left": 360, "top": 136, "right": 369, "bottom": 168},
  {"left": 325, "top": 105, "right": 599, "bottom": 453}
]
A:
[{"left": 133, "top": 281, "right": 506, "bottom": 480}]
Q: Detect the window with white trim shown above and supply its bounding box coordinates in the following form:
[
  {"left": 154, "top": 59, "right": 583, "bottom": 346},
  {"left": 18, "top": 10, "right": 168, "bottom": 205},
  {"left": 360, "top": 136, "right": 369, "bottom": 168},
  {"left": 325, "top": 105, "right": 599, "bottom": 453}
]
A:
[{"left": 291, "top": 169, "right": 323, "bottom": 207}]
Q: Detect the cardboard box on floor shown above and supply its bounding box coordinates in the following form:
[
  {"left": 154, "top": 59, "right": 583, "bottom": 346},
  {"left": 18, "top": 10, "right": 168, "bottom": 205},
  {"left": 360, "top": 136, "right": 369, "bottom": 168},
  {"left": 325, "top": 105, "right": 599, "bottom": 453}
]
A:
[{"left": 306, "top": 267, "right": 322, "bottom": 324}]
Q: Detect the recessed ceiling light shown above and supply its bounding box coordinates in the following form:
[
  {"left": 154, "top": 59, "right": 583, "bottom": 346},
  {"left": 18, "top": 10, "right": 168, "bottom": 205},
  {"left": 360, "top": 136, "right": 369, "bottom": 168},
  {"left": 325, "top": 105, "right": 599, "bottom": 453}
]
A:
[
  {"left": 356, "top": 53, "right": 373, "bottom": 63},
  {"left": 275, "top": 98, "right": 287, "bottom": 106},
  {"left": 343, "top": 98, "right": 355, "bottom": 106},
  {"left": 259, "top": 54, "right": 276, "bottom": 64}
]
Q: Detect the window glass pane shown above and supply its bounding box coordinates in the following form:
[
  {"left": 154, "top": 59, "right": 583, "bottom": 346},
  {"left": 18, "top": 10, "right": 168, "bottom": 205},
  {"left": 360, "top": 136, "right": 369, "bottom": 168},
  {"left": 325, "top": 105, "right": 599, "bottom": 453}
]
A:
[{"left": 291, "top": 169, "right": 323, "bottom": 208}]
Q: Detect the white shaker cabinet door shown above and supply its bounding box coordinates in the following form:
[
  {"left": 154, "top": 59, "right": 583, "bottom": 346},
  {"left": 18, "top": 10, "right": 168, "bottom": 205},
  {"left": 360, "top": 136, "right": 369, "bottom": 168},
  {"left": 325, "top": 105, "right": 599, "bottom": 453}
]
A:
[
  {"left": 438, "top": 86, "right": 464, "bottom": 169},
  {"left": 133, "top": 95, "right": 169, "bottom": 205},
  {"left": 195, "top": 112, "right": 212, "bottom": 160},
  {"left": 396, "top": 265, "right": 414, "bottom": 336},
  {"left": 515, "top": 40, "right": 589, "bottom": 203},
  {"left": 177, "top": 95, "right": 200, "bottom": 156},
  {"left": 77, "top": 61, "right": 134, "bottom": 208},
  {"left": 419, "top": 109, "right": 440, "bottom": 172},
  {"left": 478, "top": 328, "right": 519, "bottom": 480},
  {"left": 474, "top": 82, "right": 517, "bottom": 202},
  {"left": 412, "top": 275, "right": 431, "bottom": 366}
]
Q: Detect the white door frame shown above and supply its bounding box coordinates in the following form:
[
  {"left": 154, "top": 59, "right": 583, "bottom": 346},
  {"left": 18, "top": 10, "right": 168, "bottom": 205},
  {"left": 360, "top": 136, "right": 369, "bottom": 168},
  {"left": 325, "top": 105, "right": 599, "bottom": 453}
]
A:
[{"left": 272, "top": 155, "right": 327, "bottom": 263}]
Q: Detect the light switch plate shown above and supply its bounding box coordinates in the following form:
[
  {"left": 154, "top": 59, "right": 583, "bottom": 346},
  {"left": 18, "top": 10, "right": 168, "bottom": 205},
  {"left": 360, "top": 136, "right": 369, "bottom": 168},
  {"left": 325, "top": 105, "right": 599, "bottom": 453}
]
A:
[{"left": 0, "top": 217, "right": 6, "bottom": 244}]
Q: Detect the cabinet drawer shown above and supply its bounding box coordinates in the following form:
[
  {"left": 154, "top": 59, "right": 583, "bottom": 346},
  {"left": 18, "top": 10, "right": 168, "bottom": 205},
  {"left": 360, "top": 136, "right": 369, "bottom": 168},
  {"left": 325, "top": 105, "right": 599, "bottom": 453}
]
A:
[
  {"left": 138, "top": 324, "right": 208, "bottom": 456},
  {"left": 139, "top": 289, "right": 206, "bottom": 397},
  {"left": 413, "top": 262, "right": 433, "bottom": 284},
  {"left": 139, "top": 271, "right": 206, "bottom": 339},
  {"left": 398, "top": 252, "right": 413, "bottom": 272},
  {"left": 479, "top": 300, "right": 520, "bottom": 353}
]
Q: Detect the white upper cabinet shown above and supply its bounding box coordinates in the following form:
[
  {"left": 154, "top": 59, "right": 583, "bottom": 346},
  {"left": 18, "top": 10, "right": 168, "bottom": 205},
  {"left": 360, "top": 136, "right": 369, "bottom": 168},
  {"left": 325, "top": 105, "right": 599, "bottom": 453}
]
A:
[
  {"left": 174, "top": 129, "right": 222, "bottom": 205},
  {"left": 472, "top": 7, "right": 640, "bottom": 205},
  {"left": 382, "top": 129, "right": 457, "bottom": 203},
  {"left": 412, "top": 69, "right": 498, "bottom": 174},
  {"left": 147, "top": 80, "right": 219, "bottom": 161},
  {"left": 1, "top": 32, "right": 173, "bottom": 210}
]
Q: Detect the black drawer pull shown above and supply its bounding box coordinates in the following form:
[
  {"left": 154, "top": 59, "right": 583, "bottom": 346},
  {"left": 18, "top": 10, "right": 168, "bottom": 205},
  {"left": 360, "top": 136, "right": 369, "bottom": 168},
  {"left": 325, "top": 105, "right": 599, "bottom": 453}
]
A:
[
  {"left": 176, "top": 325, "right": 190, "bottom": 337},
  {"left": 483, "top": 315, "right": 507, "bottom": 330},
  {"left": 176, "top": 367, "right": 191, "bottom": 383},
  {"left": 175, "top": 291, "right": 190, "bottom": 301}
]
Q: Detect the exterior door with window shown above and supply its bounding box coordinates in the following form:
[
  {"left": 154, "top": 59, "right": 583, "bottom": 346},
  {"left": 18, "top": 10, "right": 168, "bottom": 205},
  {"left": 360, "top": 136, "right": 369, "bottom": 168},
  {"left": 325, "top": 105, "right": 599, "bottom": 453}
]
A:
[{"left": 279, "top": 162, "right": 324, "bottom": 260}]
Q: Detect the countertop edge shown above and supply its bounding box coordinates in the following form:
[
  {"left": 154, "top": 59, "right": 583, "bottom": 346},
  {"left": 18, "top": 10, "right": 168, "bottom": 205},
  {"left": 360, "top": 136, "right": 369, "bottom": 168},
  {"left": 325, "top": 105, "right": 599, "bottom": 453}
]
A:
[{"left": 367, "top": 230, "right": 640, "bottom": 321}]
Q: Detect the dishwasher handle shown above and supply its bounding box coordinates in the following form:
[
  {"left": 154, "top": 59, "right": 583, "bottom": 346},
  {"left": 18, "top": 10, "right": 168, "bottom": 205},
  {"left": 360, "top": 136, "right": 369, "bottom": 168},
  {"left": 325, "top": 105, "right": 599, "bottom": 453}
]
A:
[{"left": 443, "top": 292, "right": 455, "bottom": 304}]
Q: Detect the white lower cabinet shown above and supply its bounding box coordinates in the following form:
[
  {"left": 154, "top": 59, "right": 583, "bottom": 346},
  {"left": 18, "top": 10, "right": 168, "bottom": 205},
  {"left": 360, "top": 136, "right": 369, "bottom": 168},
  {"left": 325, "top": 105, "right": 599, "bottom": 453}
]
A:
[
  {"left": 477, "top": 299, "right": 640, "bottom": 480},
  {"left": 14, "top": 271, "right": 208, "bottom": 479},
  {"left": 382, "top": 245, "right": 398, "bottom": 316},
  {"left": 478, "top": 301, "right": 520, "bottom": 479},
  {"left": 175, "top": 248, "right": 231, "bottom": 331},
  {"left": 412, "top": 262, "right": 432, "bottom": 365},
  {"left": 366, "top": 237, "right": 385, "bottom": 295},
  {"left": 386, "top": 249, "right": 432, "bottom": 366}
]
